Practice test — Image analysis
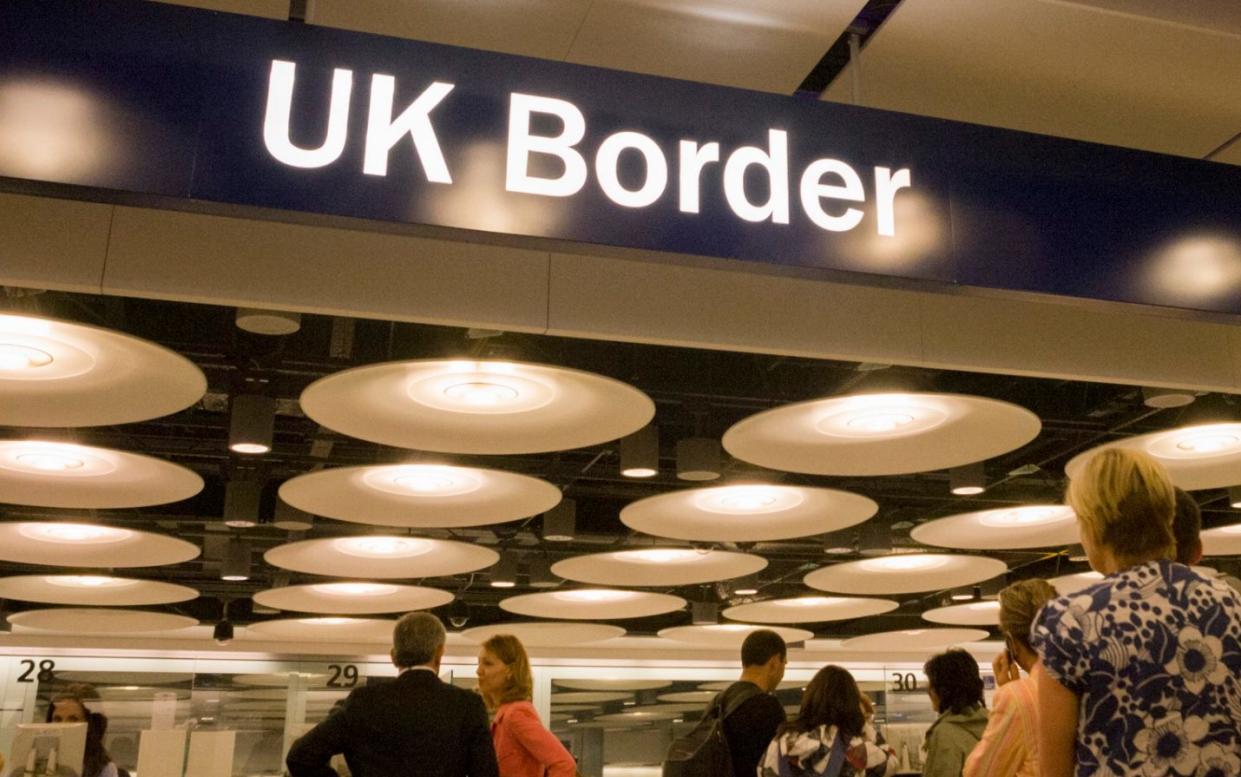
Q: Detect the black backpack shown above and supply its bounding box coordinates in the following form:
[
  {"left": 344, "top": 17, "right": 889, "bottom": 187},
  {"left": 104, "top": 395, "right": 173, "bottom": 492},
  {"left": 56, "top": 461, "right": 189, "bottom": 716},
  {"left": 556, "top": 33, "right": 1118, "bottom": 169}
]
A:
[{"left": 662, "top": 683, "right": 762, "bottom": 777}]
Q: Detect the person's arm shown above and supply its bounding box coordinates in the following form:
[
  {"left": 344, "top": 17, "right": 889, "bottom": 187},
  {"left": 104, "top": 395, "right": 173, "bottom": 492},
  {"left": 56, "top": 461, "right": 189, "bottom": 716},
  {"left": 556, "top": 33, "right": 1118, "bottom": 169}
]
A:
[
  {"left": 464, "top": 694, "right": 500, "bottom": 777},
  {"left": 286, "top": 699, "right": 352, "bottom": 777},
  {"left": 845, "top": 736, "right": 897, "bottom": 777},
  {"left": 505, "top": 703, "right": 576, "bottom": 777},
  {"left": 1034, "top": 663, "right": 1078, "bottom": 777},
  {"left": 962, "top": 683, "right": 1023, "bottom": 777}
]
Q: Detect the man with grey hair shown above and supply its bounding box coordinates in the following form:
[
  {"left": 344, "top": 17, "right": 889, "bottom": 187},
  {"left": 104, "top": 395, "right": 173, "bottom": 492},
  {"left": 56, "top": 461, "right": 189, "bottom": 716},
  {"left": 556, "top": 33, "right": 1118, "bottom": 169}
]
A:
[{"left": 287, "top": 612, "right": 498, "bottom": 777}]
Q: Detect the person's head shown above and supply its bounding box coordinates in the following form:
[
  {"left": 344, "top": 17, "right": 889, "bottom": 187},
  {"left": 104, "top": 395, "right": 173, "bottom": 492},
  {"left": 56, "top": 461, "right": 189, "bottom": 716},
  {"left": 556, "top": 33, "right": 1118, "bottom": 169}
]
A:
[
  {"left": 997, "top": 578, "right": 1057, "bottom": 671},
  {"left": 391, "top": 612, "right": 447, "bottom": 670},
  {"left": 1067, "top": 448, "right": 1176, "bottom": 572},
  {"left": 785, "top": 665, "right": 865, "bottom": 739},
  {"left": 924, "top": 649, "right": 984, "bottom": 715},
  {"left": 1172, "top": 487, "right": 1204, "bottom": 565},
  {"left": 46, "top": 685, "right": 110, "bottom": 776},
  {"left": 740, "top": 629, "right": 787, "bottom": 691},
  {"left": 476, "top": 633, "right": 533, "bottom": 710}
]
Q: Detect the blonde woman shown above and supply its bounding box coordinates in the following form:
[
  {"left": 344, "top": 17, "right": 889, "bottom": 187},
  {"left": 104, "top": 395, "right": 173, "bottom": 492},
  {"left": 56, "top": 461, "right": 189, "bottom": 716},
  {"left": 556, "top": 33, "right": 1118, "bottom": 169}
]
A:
[
  {"left": 962, "top": 579, "right": 1056, "bottom": 777},
  {"left": 476, "top": 634, "right": 576, "bottom": 777},
  {"left": 1032, "top": 448, "right": 1241, "bottom": 777}
]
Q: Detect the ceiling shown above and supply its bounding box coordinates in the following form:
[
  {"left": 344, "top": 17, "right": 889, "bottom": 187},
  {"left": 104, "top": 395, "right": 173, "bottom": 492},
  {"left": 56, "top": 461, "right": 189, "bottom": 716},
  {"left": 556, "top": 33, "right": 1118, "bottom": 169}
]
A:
[
  {"left": 1, "top": 290, "right": 1238, "bottom": 641},
  {"left": 0, "top": 0, "right": 1237, "bottom": 646}
]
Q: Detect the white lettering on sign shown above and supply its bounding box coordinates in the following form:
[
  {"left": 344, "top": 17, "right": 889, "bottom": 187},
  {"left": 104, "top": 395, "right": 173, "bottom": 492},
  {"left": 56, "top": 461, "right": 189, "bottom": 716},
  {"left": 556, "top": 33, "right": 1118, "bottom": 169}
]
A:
[
  {"left": 260, "top": 63, "right": 914, "bottom": 237},
  {"left": 263, "top": 60, "right": 352, "bottom": 168}
]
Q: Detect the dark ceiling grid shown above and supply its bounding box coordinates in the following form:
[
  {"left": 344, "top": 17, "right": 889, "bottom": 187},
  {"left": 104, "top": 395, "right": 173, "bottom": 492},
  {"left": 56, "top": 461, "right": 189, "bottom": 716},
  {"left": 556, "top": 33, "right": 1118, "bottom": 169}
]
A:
[{"left": 2, "top": 290, "right": 1239, "bottom": 640}]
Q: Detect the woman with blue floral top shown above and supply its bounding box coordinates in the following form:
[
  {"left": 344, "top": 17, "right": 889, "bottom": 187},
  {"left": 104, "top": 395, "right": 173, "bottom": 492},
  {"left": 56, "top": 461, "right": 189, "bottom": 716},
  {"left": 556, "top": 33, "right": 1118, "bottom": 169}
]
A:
[{"left": 1032, "top": 448, "right": 1241, "bottom": 777}]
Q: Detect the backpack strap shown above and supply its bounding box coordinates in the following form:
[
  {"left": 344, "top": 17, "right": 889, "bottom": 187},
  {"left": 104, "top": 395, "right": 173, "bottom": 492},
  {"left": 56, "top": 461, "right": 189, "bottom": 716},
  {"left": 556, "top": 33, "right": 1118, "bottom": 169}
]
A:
[{"left": 714, "top": 682, "right": 763, "bottom": 721}]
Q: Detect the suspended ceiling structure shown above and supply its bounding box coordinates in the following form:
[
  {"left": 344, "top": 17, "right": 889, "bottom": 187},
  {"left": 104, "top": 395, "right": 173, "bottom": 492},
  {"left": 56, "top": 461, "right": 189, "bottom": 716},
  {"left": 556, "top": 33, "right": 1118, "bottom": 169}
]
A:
[{"left": 1, "top": 0, "right": 1240, "bottom": 656}]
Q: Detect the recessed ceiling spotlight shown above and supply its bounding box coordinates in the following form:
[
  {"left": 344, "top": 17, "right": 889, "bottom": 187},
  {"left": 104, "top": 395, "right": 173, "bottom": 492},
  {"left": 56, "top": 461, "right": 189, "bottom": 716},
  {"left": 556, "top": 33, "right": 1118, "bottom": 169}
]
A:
[
  {"left": 949, "top": 463, "right": 986, "bottom": 495},
  {"left": 229, "top": 394, "right": 275, "bottom": 454},
  {"left": 732, "top": 574, "right": 760, "bottom": 596},
  {"left": 620, "top": 425, "right": 659, "bottom": 478},
  {"left": 490, "top": 552, "right": 517, "bottom": 589},
  {"left": 1229, "top": 487, "right": 1241, "bottom": 509},
  {"left": 677, "top": 437, "right": 721, "bottom": 481},
  {"left": 272, "top": 499, "right": 315, "bottom": 531},
  {"left": 543, "top": 499, "right": 576, "bottom": 542},
  {"left": 223, "top": 478, "right": 263, "bottom": 528},
  {"left": 527, "top": 557, "right": 559, "bottom": 589},
  {"left": 221, "top": 537, "right": 252, "bottom": 582},
  {"left": 1142, "top": 386, "right": 1196, "bottom": 409},
  {"left": 45, "top": 575, "right": 132, "bottom": 589}
]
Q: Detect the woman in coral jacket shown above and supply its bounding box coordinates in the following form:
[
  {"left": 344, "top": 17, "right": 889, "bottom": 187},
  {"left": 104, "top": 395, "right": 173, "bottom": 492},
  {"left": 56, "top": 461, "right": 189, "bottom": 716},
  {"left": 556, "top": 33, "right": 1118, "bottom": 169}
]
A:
[{"left": 477, "top": 634, "right": 577, "bottom": 777}]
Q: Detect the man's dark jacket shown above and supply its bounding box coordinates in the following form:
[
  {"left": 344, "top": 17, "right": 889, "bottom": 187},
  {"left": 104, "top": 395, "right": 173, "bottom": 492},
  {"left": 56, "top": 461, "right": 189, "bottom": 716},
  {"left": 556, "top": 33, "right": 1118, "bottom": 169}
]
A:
[{"left": 286, "top": 669, "right": 499, "bottom": 777}]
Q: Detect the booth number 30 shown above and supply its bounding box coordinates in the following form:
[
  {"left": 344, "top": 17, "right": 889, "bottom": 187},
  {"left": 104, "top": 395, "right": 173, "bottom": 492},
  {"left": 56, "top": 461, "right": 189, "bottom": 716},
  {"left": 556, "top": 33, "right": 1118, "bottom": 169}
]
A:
[{"left": 890, "top": 672, "right": 918, "bottom": 692}]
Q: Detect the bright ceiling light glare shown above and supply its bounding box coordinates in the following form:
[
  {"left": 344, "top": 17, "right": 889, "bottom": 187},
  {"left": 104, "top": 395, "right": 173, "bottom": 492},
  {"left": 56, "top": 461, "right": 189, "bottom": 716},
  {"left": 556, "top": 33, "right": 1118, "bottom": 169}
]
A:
[
  {"left": 859, "top": 554, "right": 949, "bottom": 572},
  {"left": 813, "top": 394, "right": 948, "bottom": 439},
  {"left": 1147, "top": 424, "right": 1241, "bottom": 460},
  {"left": 779, "top": 597, "right": 840, "bottom": 608},
  {"left": 15, "top": 452, "right": 85, "bottom": 472},
  {"left": 950, "top": 463, "right": 986, "bottom": 496},
  {"left": 228, "top": 395, "right": 276, "bottom": 455},
  {"left": 695, "top": 485, "right": 803, "bottom": 515},
  {"left": 18, "top": 523, "right": 130, "bottom": 544},
  {"left": 555, "top": 589, "right": 634, "bottom": 603},
  {"left": 0, "top": 442, "right": 114, "bottom": 478},
  {"left": 1175, "top": 433, "right": 1240, "bottom": 454},
  {"left": 978, "top": 506, "right": 1071, "bottom": 528},
  {"left": 388, "top": 465, "right": 481, "bottom": 497},
  {"left": 614, "top": 549, "right": 702, "bottom": 564},
  {"left": 1144, "top": 235, "right": 1241, "bottom": 305},
  {"left": 490, "top": 552, "right": 518, "bottom": 589},
  {"left": 300, "top": 617, "right": 352, "bottom": 626},
  {"left": 45, "top": 575, "right": 130, "bottom": 588},
  {"left": 311, "top": 582, "right": 398, "bottom": 597},
  {"left": 334, "top": 536, "right": 433, "bottom": 559},
  {"left": 405, "top": 362, "right": 557, "bottom": 416},
  {"left": 0, "top": 343, "right": 54, "bottom": 371}
]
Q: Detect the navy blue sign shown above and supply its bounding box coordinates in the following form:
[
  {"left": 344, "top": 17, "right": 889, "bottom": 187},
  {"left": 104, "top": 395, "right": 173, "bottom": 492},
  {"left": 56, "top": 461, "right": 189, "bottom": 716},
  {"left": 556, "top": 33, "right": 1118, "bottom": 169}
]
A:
[{"left": 1, "top": 0, "right": 1239, "bottom": 313}]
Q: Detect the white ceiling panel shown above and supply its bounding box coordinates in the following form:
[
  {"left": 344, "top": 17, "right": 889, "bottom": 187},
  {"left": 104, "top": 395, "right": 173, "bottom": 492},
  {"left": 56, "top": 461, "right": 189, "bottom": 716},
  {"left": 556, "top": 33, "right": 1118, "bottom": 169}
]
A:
[
  {"left": 310, "top": 0, "right": 593, "bottom": 61},
  {"left": 566, "top": 0, "right": 868, "bottom": 93},
  {"left": 822, "top": 0, "right": 1241, "bottom": 161}
]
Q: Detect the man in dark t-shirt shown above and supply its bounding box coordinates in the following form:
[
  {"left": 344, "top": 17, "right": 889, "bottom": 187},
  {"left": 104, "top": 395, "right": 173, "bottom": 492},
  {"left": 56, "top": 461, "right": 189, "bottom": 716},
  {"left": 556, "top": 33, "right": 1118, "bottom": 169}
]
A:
[{"left": 720, "top": 630, "right": 788, "bottom": 777}]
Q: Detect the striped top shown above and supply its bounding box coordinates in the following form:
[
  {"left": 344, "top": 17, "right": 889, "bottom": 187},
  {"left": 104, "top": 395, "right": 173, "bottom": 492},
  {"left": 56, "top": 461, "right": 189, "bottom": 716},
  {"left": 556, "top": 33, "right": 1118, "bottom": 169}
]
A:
[{"left": 962, "top": 674, "right": 1038, "bottom": 777}]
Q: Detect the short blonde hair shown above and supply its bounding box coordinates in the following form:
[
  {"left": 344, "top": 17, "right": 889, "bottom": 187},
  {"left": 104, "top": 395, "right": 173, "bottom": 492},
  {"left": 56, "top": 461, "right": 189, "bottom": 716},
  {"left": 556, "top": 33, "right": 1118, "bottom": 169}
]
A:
[
  {"left": 1066, "top": 448, "right": 1176, "bottom": 565},
  {"left": 998, "top": 579, "right": 1057, "bottom": 651},
  {"left": 481, "top": 634, "right": 533, "bottom": 708}
]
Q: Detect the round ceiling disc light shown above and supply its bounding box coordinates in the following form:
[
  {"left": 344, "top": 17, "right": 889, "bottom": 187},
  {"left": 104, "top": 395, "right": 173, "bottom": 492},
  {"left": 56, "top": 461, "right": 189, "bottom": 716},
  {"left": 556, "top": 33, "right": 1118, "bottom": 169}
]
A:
[
  {"left": 8, "top": 608, "right": 198, "bottom": 635},
  {"left": 300, "top": 359, "right": 654, "bottom": 454},
  {"left": 549, "top": 691, "right": 635, "bottom": 704},
  {"left": 620, "top": 484, "right": 876, "bottom": 542},
  {"left": 657, "top": 691, "right": 718, "bottom": 704},
  {"left": 461, "top": 622, "right": 626, "bottom": 648},
  {"left": 278, "top": 464, "right": 561, "bottom": 528},
  {"left": 699, "top": 680, "right": 805, "bottom": 692},
  {"left": 722, "top": 392, "right": 1040, "bottom": 476},
  {"left": 264, "top": 536, "right": 498, "bottom": 579},
  {"left": 1066, "top": 423, "right": 1241, "bottom": 490},
  {"left": 841, "top": 628, "right": 989, "bottom": 651},
  {"left": 500, "top": 589, "right": 686, "bottom": 620},
  {"left": 804, "top": 554, "right": 1007, "bottom": 595},
  {"left": 722, "top": 596, "right": 900, "bottom": 624},
  {"left": 0, "top": 522, "right": 200, "bottom": 568},
  {"left": 0, "top": 313, "right": 206, "bottom": 427},
  {"left": 551, "top": 549, "right": 766, "bottom": 587},
  {"left": 1202, "top": 522, "right": 1241, "bottom": 556},
  {"left": 0, "top": 441, "right": 202, "bottom": 508},
  {"left": 922, "top": 600, "right": 1001, "bottom": 626},
  {"left": 253, "top": 583, "right": 452, "bottom": 615},
  {"left": 658, "top": 624, "right": 814, "bottom": 648},
  {"left": 0, "top": 575, "right": 197, "bottom": 606},
  {"left": 245, "top": 617, "right": 395, "bottom": 642},
  {"left": 910, "top": 505, "right": 1079, "bottom": 550}
]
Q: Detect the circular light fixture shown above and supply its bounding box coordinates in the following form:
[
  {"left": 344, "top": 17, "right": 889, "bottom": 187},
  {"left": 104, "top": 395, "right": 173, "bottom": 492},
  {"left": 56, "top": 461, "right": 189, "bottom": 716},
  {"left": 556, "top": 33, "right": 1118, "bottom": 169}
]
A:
[
  {"left": 0, "top": 575, "right": 196, "bottom": 606},
  {"left": 279, "top": 464, "right": 559, "bottom": 528},
  {"left": 911, "top": 505, "right": 1079, "bottom": 550},
  {"left": 18, "top": 522, "right": 130, "bottom": 544},
  {"left": 922, "top": 600, "right": 1001, "bottom": 626},
  {"left": 1067, "top": 422, "right": 1241, "bottom": 490},
  {"left": 841, "top": 627, "right": 989, "bottom": 651},
  {"left": 622, "top": 485, "right": 875, "bottom": 542},
  {"left": 723, "top": 392, "right": 1040, "bottom": 476},
  {"left": 0, "top": 441, "right": 202, "bottom": 508},
  {"left": 266, "top": 536, "right": 496, "bottom": 579},
  {"left": 300, "top": 359, "right": 654, "bottom": 454},
  {"left": 554, "top": 680, "right": 671, "bottom": 692},
  {"left": 461, "top": 622, "right": 626, "bottom": 647},
  {"left": 1202, "top": 522, "right": 1241, "bottom": 556},
  {"left": 0, "top": 313, "right": 206, "bottom": 427},
  {"left": 254, "top": 583, "right": 450, "bottom": 615},
  {"left": 1048, "top": 571, "right": 1105, "bottom": 595},
  {"left": 312, "top": 582, "right": 399, "bottom": 597},
  {"left": 658, "top": 624, "right": 814, "bottom": 648},
  {"left": 246, "top": 617, "right": 396, "bottom": 642},
  {"left": 501, "top": 589, "right": 686, "bottom": 620},
  {"left": 0, "top": 522, "right": 198, "bottom": 568},
  {"left": 805, "top": 554, "right": 1007, "bottom": 595},
  {"left": 722, "top": 595, "right": 900, "bottom": 624},
  {"left": 552, "top": 549, "right": 766, "bottom": 587},
  {"left": 8, "top": 608, "right": 198, "bottom": 634}
]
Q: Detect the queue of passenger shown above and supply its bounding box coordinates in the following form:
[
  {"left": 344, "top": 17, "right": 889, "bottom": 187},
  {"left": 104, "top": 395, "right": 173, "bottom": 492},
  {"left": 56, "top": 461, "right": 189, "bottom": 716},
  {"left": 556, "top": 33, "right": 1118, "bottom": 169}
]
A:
[{"left": 284, "top": 448, "right": 1240, "bottom": 777}]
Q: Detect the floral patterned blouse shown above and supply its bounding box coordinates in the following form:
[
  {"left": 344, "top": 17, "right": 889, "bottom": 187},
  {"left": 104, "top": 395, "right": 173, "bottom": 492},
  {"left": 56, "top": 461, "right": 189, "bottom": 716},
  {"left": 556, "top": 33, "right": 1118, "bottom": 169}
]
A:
[{"left": 1032, "top": 560, "right": 1241, "bottom": 777}]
